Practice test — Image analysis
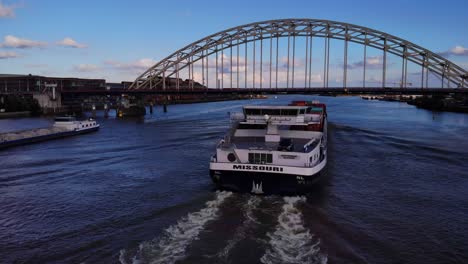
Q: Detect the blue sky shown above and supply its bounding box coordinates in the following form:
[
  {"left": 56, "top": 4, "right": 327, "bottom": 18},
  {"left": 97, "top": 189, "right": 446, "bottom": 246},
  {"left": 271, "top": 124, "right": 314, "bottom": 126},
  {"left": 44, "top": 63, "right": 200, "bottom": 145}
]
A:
[{"left": 0, "top": 0, "right": 467, "bottom": 85}]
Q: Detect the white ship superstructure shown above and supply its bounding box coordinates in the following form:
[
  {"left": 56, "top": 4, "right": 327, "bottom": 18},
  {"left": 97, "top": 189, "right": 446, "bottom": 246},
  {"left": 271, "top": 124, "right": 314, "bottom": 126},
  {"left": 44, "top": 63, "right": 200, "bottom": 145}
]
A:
[
  {"left": 209, "top": 101, "right": 327, "bottom": 194},
  {"left": 53, "top": 116, "right": 100, "bottom": 131}
]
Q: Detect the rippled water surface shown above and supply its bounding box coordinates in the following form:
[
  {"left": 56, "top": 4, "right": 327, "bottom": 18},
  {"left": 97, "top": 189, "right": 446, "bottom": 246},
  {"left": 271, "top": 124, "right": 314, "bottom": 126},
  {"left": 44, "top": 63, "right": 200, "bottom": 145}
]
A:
[{"left": 0, "top": 95, "right": 467, "bottom": 263}]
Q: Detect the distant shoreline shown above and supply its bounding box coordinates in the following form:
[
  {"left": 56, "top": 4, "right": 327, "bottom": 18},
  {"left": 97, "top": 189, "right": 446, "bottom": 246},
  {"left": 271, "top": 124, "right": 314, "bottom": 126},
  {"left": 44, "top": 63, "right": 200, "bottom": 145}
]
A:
[{"left": 0, "top": 111, "right": 31, "bottom": 119}]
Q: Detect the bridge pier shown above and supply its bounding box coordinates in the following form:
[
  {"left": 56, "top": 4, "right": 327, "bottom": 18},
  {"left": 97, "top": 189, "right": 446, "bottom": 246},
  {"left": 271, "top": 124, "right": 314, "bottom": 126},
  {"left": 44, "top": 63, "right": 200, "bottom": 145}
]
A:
[
  {"left": 116, "top": 95, "right": 146, "bottom": 118},
  {"left": 104, "top": 103, "right": 109, "bottom": 118},
  {"left": 91, "top": 104, "right": 96, "bottom": 118}
]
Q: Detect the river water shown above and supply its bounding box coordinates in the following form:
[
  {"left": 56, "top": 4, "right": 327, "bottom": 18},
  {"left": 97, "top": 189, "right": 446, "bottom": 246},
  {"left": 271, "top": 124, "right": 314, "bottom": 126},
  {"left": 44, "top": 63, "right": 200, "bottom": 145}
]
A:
[{"left": 0, "top": 95, "right": 467, "bottom": 263}]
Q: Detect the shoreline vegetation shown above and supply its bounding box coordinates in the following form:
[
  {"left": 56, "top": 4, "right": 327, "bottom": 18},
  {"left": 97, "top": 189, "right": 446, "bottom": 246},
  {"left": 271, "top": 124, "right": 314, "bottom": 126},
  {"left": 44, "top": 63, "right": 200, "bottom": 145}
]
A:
[{"left": 0, "top": 95, "right": 42, "bottom": 118}]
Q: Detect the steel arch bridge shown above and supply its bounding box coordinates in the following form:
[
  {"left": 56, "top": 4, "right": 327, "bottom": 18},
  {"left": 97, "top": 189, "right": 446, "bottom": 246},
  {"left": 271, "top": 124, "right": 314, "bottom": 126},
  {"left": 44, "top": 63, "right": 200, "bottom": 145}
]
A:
[{"left": 129, "top": 18, "right": 468, "bottom": 91}]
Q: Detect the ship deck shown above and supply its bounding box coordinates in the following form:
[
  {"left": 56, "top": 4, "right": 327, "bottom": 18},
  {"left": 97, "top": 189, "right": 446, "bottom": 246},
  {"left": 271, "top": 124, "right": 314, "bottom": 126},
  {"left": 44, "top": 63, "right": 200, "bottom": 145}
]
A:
[
  {"left": 229, "top": 136, "right": 319, "bottom": 153},
  {"left": 0, "top": 127, "right": 70, "bottom": 142}
]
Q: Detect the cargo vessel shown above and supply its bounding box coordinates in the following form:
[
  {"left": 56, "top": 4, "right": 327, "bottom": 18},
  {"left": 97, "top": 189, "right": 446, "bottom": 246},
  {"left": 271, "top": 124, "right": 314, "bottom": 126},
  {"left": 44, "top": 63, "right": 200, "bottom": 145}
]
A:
[
  {"left": 209, "top": 101, "right": 327, "bottom": 194},
  {"left": 0, "top": 117, "right": 100, "bottom": 150}
]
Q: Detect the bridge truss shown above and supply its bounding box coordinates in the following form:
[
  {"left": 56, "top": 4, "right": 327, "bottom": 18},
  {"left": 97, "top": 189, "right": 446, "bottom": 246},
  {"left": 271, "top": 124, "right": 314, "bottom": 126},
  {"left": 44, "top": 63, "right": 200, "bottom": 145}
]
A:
[{"left": 129, "top": 18, "right": 468, "bottom": 90}]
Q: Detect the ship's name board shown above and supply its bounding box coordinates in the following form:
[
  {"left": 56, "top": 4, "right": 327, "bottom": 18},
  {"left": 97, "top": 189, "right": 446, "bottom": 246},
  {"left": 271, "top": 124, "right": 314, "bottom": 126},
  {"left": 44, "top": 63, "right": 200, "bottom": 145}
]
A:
[{"left": 232, "top": 164, "right": 284, "bottom": 172}]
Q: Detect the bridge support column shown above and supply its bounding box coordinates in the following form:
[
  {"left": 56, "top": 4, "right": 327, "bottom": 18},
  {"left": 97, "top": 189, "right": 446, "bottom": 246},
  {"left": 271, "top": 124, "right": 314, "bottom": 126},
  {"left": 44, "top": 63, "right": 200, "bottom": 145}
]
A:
[
  {"left": 363, "top": 37, "right": 367, "bottom": 88},
  {"left": 344, "top": 29, "right": 348, "bottom": 88},
  {"left": 253, "top": 33, "right": 256, "bottom": 89},
  {"left": 305, "top": 34, "right": 309, "bottom": 88},
  {"left": 323, "top": 35, "right": 330, "bottom": 88},
  {"left": 292, "top": 33, "right": 296, "bottom": 88},
  {"left": 425, "top": 67, "right": 429, "bottom": 88},
  {"left": 92, "top": 104, "right": 96, "bottom": 118},
  {"left": 308, "top": 34, "right": 313, "bottom": 88},
  {"left": 275, "top": 33, "right": 279, "bottom": 89},
  {"left": 421, "top": 55, "right": 426, "bottom": 89},
  {"left": 382, "top": 38, "right": 387, "bottom": 88},
  {"left": 149, "top": 102, "right": 153, "bottom": 114},
  {"left": 286, "top": 33, "right": 290, "bottom": 89},
  {"left": 104, "top": 103, "right": 109, "bottom": 118}
]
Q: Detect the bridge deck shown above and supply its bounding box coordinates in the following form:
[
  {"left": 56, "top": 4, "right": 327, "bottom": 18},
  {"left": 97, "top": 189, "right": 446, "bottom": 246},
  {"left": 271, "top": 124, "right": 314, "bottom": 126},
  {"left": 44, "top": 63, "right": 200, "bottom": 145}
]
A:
[{"left": 59, "top": 87, "right": 468, "bottom": 95}]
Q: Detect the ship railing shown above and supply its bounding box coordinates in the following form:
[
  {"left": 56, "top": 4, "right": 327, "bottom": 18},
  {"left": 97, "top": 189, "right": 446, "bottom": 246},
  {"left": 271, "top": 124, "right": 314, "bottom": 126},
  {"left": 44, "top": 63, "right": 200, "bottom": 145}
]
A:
[
  {"left": 218, "top": 140, "right": 237, "bottom": 150},
  {"left": 303, "top": 138, "right": 318, "bottom": 153},
  {"left": 248, "top": 146, "right": 275, "bottom": 151}
]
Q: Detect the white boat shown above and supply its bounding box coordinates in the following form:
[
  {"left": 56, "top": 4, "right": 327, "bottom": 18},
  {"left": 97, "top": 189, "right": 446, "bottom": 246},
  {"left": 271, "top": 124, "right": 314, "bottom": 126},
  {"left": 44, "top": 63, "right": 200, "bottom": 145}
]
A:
[
  {"left": 53, "top": 116, "right": 100, "bottom": 132},
  {"left": 209, "top": 101, "right": 327, "bottom": 194}
]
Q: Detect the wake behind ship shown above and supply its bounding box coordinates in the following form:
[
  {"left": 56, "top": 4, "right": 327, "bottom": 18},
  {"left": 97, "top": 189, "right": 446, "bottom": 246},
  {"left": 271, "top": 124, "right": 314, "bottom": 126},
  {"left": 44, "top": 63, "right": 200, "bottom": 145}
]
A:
[{"left": 209, "top": 101, "right": 327, "bottom": 194}]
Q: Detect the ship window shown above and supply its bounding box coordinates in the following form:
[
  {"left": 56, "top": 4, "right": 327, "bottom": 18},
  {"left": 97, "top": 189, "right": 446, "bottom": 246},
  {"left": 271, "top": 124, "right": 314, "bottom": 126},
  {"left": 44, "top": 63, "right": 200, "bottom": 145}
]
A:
[
  {"left": 254, "top": 153, "right": 260, "bottom": 164},
  {"left": 245, "top": 109, "right": 262, "bottom": 115},
  {"left": 281, "top": 109, "right": 298, "bottom": 116},
  {"left": 249, "top": 152, "right": 272, "bottom": 164},
  {"left": 262, "top": 109, "right": 281, "bottom": 116}
]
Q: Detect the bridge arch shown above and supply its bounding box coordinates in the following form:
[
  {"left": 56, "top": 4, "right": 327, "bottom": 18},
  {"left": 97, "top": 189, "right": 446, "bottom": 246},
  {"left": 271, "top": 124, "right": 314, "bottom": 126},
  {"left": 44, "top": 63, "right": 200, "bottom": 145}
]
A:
[{"left": 129, "top": 18, "right": 467, "bottom": 90}]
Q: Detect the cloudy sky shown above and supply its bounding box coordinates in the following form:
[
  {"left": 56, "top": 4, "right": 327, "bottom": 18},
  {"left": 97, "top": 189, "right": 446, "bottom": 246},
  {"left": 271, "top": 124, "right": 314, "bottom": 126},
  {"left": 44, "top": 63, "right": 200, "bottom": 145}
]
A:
[{"left": 0, "top": 0, "right": 467, "bottom": 85}]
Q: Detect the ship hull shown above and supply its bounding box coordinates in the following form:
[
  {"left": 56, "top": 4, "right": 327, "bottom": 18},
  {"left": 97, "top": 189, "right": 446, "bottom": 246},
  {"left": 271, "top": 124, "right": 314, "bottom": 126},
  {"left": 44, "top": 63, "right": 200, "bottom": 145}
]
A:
[
  {"left": 0, "top": 127, "right": 99, "bottom": 150},
  {"left": 209, "top": 162, "right": 326, "bottom": 195}
]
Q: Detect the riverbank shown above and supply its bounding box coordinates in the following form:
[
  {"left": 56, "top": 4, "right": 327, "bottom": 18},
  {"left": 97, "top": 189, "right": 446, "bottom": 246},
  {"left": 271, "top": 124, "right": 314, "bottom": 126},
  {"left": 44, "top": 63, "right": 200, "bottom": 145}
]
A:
[
  {"left": 0, "top": 111, "right": 31, "bottom": 119},
  {"left": 360, "top": 94, "right": 468, "bottom": 114},
  {"left": 155, "top": 94, "right": 267, "bottom": 105},
  {"left": 407, "top": 95, "right": 468, "bottom": 113}
]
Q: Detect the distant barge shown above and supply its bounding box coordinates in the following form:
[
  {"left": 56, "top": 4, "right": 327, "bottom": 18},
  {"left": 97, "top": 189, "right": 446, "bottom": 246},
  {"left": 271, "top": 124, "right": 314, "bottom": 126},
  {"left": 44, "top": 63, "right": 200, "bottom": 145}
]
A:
[{"left": 0, "top": 117, "right": 99, "bottom": 150}]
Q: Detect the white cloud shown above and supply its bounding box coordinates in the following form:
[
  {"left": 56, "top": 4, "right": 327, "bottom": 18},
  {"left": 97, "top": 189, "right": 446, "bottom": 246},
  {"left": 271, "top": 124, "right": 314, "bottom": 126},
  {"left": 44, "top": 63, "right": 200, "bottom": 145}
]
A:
[
  {"left": 57, "top": 37, "right": 87, "bottom": 49},
  {"left": 279, "top": 56, "right": 304, "bottom": 68},
  {"left": 0, "top": 2, "right": 17, "bottom": 18},
  {"left": 104, "top": 58, "right": 157, "bottom": 71},
  {"left": 1, "top": 35, "right": 47, "bottom": 48},
  {"left": 0, "top": 51, "right": 19, "bottom": 59},
  {"left": 438, "top": 45, "right": 468, "bottom": 57},
  {"left": 449, "top": 45, "right": 468, "bottom": 56},
  {"left": 348, "top": 56, "right": 384, "bottom": 70},
  {"left": 74, "top": 64, "right": 99, "bottom": 72}
]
